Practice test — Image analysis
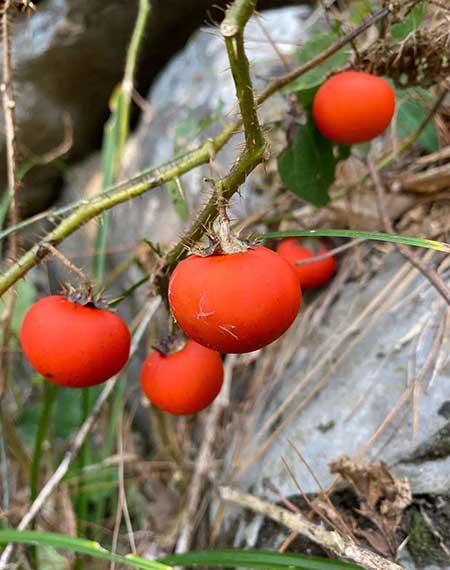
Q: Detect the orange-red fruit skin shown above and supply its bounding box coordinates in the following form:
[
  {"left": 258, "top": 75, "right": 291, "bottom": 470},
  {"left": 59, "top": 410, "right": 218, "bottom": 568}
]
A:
[
  {"left": 313, "top": 71, "right": 395, "bottom": 144},
  {"left": 277, "top": 238, "right": 336, "bottom": 290},
  {"left": 140, "top": 340, "right": 224, "bottom": 415},
  {"left": 168, "top": 246, "right": 301, "bottom": 354},
  {"left": 20, "top": 295, "right": 131, "bottom": 388}
]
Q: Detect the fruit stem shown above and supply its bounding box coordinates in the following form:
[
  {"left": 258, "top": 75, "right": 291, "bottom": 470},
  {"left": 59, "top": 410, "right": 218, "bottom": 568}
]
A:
[{"left": 214, "top": 178, "right": 248, "bottom": 255}]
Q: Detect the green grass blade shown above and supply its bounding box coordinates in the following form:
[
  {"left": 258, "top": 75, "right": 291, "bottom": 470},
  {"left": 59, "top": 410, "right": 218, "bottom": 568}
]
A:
[
  {"left": 94, "top": 88, "right": 122, "bottom": 283},
  {"left": 0, "top": 534, "right": 358, "bottom": 570},
  {"left": 94, "top": 0, "right": 151, "bottom": 283},
  {"left": 0, "top": 530, "right": 170, "bottom": 570},
  {"left": 261, "top": 229, "right": 450, "bottom": 253},
  {"left": 162, "top": 550, "right": 360, "bottom": 570},
  {"left": 30, "top": 384, "right": 57, "bottom": 502},
  {"left": 89, "top": 0, "right": 151, "bottom": 537}
]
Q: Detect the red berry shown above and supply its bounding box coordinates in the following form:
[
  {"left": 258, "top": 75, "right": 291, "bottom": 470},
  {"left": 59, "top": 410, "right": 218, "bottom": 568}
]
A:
[
  {"left": 20, "top": 295, "right": 131, "bottom": 388},
  {"left": 168, "top": 246, "right": 301, "bottom": 353},
  {"left": 312, "top": 71, "right": 395, "bottom": 144},
  {"left": 140, "top": 339, "right": 223, "bottom": 415},
  {"left": 277, "top": 238, "right": 336, "bottom": 289}
]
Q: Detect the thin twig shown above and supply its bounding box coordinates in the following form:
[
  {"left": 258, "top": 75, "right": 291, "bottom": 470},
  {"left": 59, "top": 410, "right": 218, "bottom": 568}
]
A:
[
  {"left": 219, "top": 486, "right": 403, "bottom": 570},
  {"left": 110, "top": 413, "right": 137, "bottom": 570},
  {"left": 256, "top": 3, "right": 392, "bottom": 102},
  {"left": 1, "top": 0, "right": 19, "bottom": 257},
  {"left": 368, "top": 155, "right": 450, "bottom": 306},
  {"left": 254, "top": 13, "right": 291, "bottom": 72},
  {"left": 287, "top": 441, "right": 356, "bottom": 539},
  {"left": 0, "top": 297, "right": 161, "bottom": 570},
  {"left": 0, "top": 0, "right": 20, "bottom": 398},
  {"left": 41, "top": 243, "right": 92, "bottom": 292},
  {"left": 175, "top": 355, "right": 235, "bottom": 554},
  {"left": 281, "top": 457, "right": 343, "bottom": 538},
  {"left": 295, "top": 239, "right": 365, "bottom": 266},
  {"left": 379, "top": 89, "right": 448, "bottom": 170}
]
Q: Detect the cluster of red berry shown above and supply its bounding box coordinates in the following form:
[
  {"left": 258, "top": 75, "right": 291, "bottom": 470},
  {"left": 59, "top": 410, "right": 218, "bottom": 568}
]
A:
[
  {"left": 19, "top": 241, "right": 329, "bottom": 413},
  {"left": 19, "top": 71, "right": 395, "bottom": 416}
]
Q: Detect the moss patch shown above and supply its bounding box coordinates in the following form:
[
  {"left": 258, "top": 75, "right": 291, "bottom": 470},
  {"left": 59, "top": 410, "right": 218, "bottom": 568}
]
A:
[{"left": 405, "top": 507, "right": 448, "bottom": 567}]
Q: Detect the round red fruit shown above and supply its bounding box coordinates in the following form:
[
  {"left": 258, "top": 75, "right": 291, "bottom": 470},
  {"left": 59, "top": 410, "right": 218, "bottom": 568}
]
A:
[
  {"left": 277, "top": 238, "right": 336, "bottom": 289},
  {"left": 140, "top": 339, "right": 223, "bottom": 415},
  {"left": 20, "top": 295, "right": 131, "bottom": 388},
  {"left": 168, "top": 246, "right": 301, "bottom": 353},
  {"left": 312, "top": 71, "right": 395, "bottom": 144}
]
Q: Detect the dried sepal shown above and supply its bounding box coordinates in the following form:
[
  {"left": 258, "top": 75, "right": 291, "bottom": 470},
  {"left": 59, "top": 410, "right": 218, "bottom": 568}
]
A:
[
  {"left": 151, "top": 333, "right": 186, "bottom": 356},
  {"left": 60, "top": 283, "right": 110, "bottom": 310}
]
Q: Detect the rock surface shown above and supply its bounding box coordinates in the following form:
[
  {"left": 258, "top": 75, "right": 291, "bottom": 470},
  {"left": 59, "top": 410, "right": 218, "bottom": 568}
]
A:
[{"left": 231, "top": 251, "right": 450, "bottom": 496}]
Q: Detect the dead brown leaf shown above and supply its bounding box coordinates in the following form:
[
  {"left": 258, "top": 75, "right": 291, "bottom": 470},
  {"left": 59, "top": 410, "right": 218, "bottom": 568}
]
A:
[{"left": 329, "top": 455, "right": 412, "bottom": 557}]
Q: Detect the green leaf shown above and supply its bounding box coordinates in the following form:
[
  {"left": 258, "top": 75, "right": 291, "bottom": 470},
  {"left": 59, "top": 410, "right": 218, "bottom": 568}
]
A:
[
  {"left": 261, "top": 229, "right": 450, "bottom": 254},
  {"left": 284, "top": 32, "right": 350, "bottom": 94},
  {"left": 163, "top": 550, "right": 360, "bottom": 570},
  {"left": 297, "top": 86, "right": 318, "bottom": 109},
  {"left": 391, "top": 2, "right": 425, "bottom": 41},
  {"left": 278, "top": 116, "right": 336, "bottom": 207},
  {"left": 18, "top": 382, "right": 84, "bottom": 448},
  {"left": 53, "top": 388, "right": 84, "bottom": 440},
  {"left": 395, "top": 87, "right": 439, "bottom": 152},
  {"left": 166, "top": 177, "right": 189, "bottom": 221},
  {"left": 0, "top": 530, "right": 170, "bottom": 570},
  {"left": 350, "top": 0, "right": 372, "bottom": 25}
]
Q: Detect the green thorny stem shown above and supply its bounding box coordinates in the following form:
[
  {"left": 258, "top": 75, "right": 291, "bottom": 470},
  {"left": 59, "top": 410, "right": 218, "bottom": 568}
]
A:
[
  {"left": 222, "top": 0, "right": 264, "bottom": 152},
  {"left": 214, "top": 0, "right": 266, "bottom": 253},
  {"left": 157, "top": 0, "right": 266, "bottom": 292},
  {"left": 0, "top": 0, "right": 418, "bottom": 298}
]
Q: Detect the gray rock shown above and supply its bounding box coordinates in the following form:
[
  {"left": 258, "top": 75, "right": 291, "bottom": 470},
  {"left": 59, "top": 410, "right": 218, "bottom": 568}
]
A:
[
  {"left": 230, "top": 251, "right": 450, "bottom": 497},
  {"left": 7, "top": 0, "right": 139, "bottom": 212}
]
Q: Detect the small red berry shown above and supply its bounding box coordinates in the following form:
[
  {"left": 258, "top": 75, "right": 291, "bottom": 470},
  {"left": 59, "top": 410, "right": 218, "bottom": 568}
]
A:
[
  {"left": 168, "top": 246, "right": 301, "bottom": 353},
  {"left": 277, "top": 238, "right": 336, "bottom": 289},
  {"left": 20, "top": 295, "right": 131, "bottom": 388},
  {"left": 313, "top": 71, "right": 395, "bottom": 144},
  {"left": 140, "top": 339, "right": 223, "bottom": 415}
]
